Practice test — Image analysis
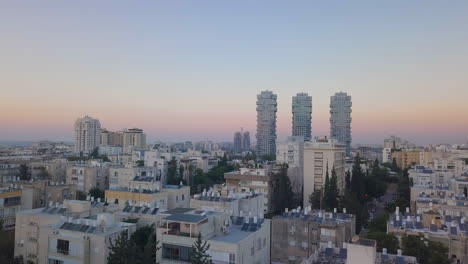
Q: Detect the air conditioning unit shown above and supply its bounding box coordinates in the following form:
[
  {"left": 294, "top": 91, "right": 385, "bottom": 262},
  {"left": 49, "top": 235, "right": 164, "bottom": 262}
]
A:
[
  {"left": 222, "top": 226, "right": 230, "bottom": 233},
  {"left": 53, "top": 230, "right": 59, "bottom": 235}
]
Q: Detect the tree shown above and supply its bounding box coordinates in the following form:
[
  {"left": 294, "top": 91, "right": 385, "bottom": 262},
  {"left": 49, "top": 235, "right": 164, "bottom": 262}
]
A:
[
  {"left": 108, "top": 230, "right": 137, "bottom": 264},
  {"left": 190, "top": 233, "right": 213, "bottom": 264},
  {"left": 167, "top": 158, "right": 179, "bottom": 185},
  {"left": 309, "top": 190, "right": 321, "bottom": 210},
  {"left": 427, "top": 241, "right": 450, "bottom": 264},
  {"left": 368, "top": 213, "right": 389, "bottom": 233},
  {"left": 391, "top": 157, "right": 400, "bottom": 172},
  {"left": 365, "top": 232, "right": 398, "bottom": 254},
  {"left": 464, "top": 187, "right": 467, "bottom": 198},
  {"left": 136, "top": 160, "right": 144, "bottom": 167},
  {"left": 351, "top": 155, "right": 365, "bottom": 202},
  {"left": 76, "top": 190, "right": 87, "bottom": 200},
  {"left": 131, "top": 224, "right": 160, "bottom": 264},
  {"left": 37, "top": 167, "right": 50, "bottom": 179},
  {"left": 345, "top": 170, "right": 351, "bottom": 190},
  {"left": 89, "top": 187, "right": 104, "bottom": 199},
  {"left": 18, "top": 164, "right": 30, "bottom": 181},
  {"left": 90, "top": 147, "right": 100, "bottom": 159},
  {"left": 323, "top": 166, "right": 339, "bottom": 211},
  {"left": 401, "top": 235, "right": 429, "bottom": 264},
  {"left": 271, "top": 164, "right": 297, "bottom": 214}
]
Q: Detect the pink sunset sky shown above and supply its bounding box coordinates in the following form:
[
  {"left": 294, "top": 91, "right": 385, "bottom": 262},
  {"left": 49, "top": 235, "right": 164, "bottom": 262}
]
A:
[{"left": 1, "top": 1, "right": 467, "bottom": 145}]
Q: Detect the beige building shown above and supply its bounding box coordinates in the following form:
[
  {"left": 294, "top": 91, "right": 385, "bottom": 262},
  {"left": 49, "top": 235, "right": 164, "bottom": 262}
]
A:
[
  {"left": 392, "top": 150, "right": 421, "bottom": 169},
  {"left": 74, "top": 115, "right": 101, "bottom": 154},
  {"left": 100, "top": 128, "right": 124, "bottom": 146},
  {"left": 303, "top": 136, "right": 346, "bottom": 207},
  {"left": 156, "top": 208, "right": 270, "bottom": 263},
  {"left": 14, "top": 199, "right": 119, "bottom": 263},
  {"left": 271, "top": 208, "right": 355, "bottom": 264},
  {"left": 388, "top": 209, "right": 468, "bottom": 264},
  {"left": 109, "top": 165, "right": 162, "bottom": 190},
  {"left": 0, "top": 185, "right": 33, "bottom": 229},
  {"left": 30, "top": 159, "right": 68, "bottom": 182},
  {"left": 224, "top": 168, "right": 275, "bottom": 213},
  {"left": 123, "top": 128, "right": 146, "bottom": 153},
  {"left": 191, "top": 189, "right": 265, "bottom": 217},
  {"left": 2, "top": 180, "right": 76, "bottom": 209},
  {"left": 66, "top": 164, "right": 109, "bottom": 193}
]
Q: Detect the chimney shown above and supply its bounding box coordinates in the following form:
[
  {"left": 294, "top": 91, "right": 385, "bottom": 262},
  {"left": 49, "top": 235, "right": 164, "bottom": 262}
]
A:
[
  {"left": 343, "top": 208, "right": 347, "bottom": 214},
  {"left": 49, "top": 201, "right": 53, "bottom": 207},
  {"left": 397, "top": 249, "right": 402, "bottom": 256},
  {"left": 327, "top": 241, "right": 333, "bottom": 248},
  {"left": 319, "top": 211, "right": 322, "bottom": 218},
  {"left": 396, "top": 215, "right": 400, "bottom": 221},
  {"left": 91, "top": 197, "right": 95, "bottom": 202},
  {"left": 254, "top": 217, "right": 258, "bottom": 223},
  {"left": 382, "top": 248, "right": 387, "bottom": 254},
  {"left": 406, "top": 207, "right": 410, "bottom": 213},
  {"left": 179, "top": 181, "right": 183, "bottom": 186},
  {"left": 55, "top": 202, "right": 59, "bottom": 208},
  {"left": 462, "top": 218, "right": 466, "bottom": 224},
  {"left": 285, "top": 208, "right": 288, "bottom": 213},
  {"left": 97, "top": 198, "right": 101, "bottom": 203},
  {"left": 334, "top": 208, "right": 337, "bottom": 213},
  {"left": 240, "top": 210, "right": 243, "bottom": 217},
  {"left": 407, "top": 216, "right": 411, "bottom": 222},
  {"left": 417, "top": 216, "right": 421, "bottom": 222},
  {"left": 86, "top": 195, "right": 90, "bottom": 201},
  {"left": 395, "top": 206, "right": 399, "bottom": 215}
]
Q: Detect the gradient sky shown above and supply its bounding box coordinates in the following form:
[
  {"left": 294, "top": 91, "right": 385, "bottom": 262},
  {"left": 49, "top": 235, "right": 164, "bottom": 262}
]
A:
[{"left": 1, "top": 1, "right": 468, "bottom": 145}]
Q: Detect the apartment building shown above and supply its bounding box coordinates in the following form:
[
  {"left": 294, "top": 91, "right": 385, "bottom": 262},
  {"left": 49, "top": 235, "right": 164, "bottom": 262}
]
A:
[
  {"left": 66, "top": 164, "right": 108, "bottom": 193},
  {"left": 156, "top": 208, "right": 270, "bottom": 264},
  {"left": 30, "top": 159, "right": 68, "bottom": 182},
  {"left": 276, "top": 136, "right": 305, "bottom": 197},
  {"left": 0, "top": 185, "right": 33, "bottom": 228},
  {"left": 303, "top": 136, "right": 346, "bottom": 207},
  {"left": 224, "top": 168, "right": 275, "bottom": 213},
  {"left": 0, "top": 162, "right": 21, "bottom": 183},
  {"left": 392, "top": 151, "right": 421, "bottom": 169},
  {"left": 123, "top": 128, "right": 146, "bottom": 153},
  {"left": 387, "top": 209, "right": 468, "bottom": 264},
  {"left": 191, "top": 189, "right": 265, "bottom": 217},
  {"left": 14, "top": 199, "right": 119, "bottom": 263},
  {"left": 409, "top": 165, "right": 454, "bottom": 187},
  {"left": 271, "top": 208, "right": 355, "bottom": 264}
]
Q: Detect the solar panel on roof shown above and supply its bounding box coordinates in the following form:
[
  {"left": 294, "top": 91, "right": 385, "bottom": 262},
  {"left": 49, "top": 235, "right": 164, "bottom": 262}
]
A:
[
  {"left": 249, "top": 223, "right": 258, "bottom": 231},
  {"left": 134, "top": 206, "right": 142, "bottom": 213},
  {"left": 396, "top": 256, "right": 405, "bottom": 264},
  {"left": 450, "top": 227, "right": 458, "bottom": 235},
  {"left": 79, "top": 225, "right": 90, "bottom": 232},
  {"left": 249, "top": 217, "right": 254, "bottom": 224},
  {"left": 86, "top": 226, "right": 96, "bottom": 233},
  {"left": 58, "top": 208, "right": 66, "bottom": 214},
  {"left": 445, "top": 216, "right": 452, "bottom": 222},
  {"left": 430, "top": 224, "right": 438, "bottom": 232},
  {"left": 325, "top": 248, "right": 333, "bottom": 257},
  {"left": 394, "top": 221, "right": 401, "bottom": 227},
  {"left": 415, "top": 222, "right": 423, "bottom": 229},
  {"left": 142, "top": 207, "right": 150, "bottom": 214},
  {"left": 123, "top": 206, "right": 132, "bottom": 212},
  {"left": 258, "top": 218, "right": 264, "bottom": 225},
  {"left": 406, "top": 222, "right": 415, "bottom": 229},
  {"left": 241, "top": 223, "right": 249, "bottom": 231},
  {"left": 235, "top": 217, "right": 244, "bottom": 225},
  {"left": 151, "top": 208, "right": 159, "bottom": 215},
  {"left": 460, "top": 224, "right": 466, "bottom": 231},
  {"left": 60, "top": 222, "right": 69, "bottom": 229},
  {"left": 209, "top": 197, "right": 215, "bottom": 201},
  {"left": 339, "top": 248, "right": 347, "bottom": 259}
]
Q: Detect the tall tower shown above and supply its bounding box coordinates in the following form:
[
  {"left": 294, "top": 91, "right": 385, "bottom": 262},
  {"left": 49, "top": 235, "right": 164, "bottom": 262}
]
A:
[
  {"left": 242, "top": 131, "right": 251, "bottom": 151},
  {"left": 74, "top": 115, "right": 101, "bottom": 154},
  {"left": 256, "top": 91, "right": 277, "bottom": 158},
  {"left": 330, "top": 92, "right": 352, "bottom": 157},
  {"left": 292, "top": 93, "right": 312, "bottom": 141},
  {"left": 233, "top": 131, "right": 242, "bottom": 153}
]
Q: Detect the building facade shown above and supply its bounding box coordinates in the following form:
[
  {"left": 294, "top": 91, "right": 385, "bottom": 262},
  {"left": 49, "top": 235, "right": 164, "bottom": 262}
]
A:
[
  {"left": 292, "top": 92, "right": 312, "bottom": 141},
  {"left": 123, "top": 128, "right": 146, "bottom": 153},
  {"left": 276, "top": 136, "right": 305, "bottom": 198},
  {"left": 256, "top": 91, "right": 277, "bottom": 157},
  {"left": 74, "top": 116, "right": 101, "bottom": 154},
  {"left": 303, "top": 136, "right": 346, "bottom": 207},
  {"left": 329, "top": 92, "right": 352, "bottom": 157}
]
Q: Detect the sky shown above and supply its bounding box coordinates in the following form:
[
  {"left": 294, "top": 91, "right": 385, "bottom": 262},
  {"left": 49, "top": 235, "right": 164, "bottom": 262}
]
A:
[{"left": 1, "top": 1, "right": 468, "bottom": 145}]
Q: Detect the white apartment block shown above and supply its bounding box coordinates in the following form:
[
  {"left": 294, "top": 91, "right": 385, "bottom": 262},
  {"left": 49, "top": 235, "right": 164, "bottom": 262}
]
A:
[
  {"left": 256, "top": 91, "right": 278, "bottom": 157},
  {"left": 74, "top": 116, "right": 101, "bottom": 154},
  {"left": 123, "top": 128, "right": 146, "bottom": 153},
  {"left": 66, "top": 164, "right": 109, "bottom": 193},
  {"left": 14, "top": 199, "right": 120, "bottom": 264},
  {"left": 0, "top": 185, "right": 33, "bottom": 229},
  {"left": 98, "top": 146, "right": 122, "bottom": 156},
  {"left": 276, "top": 136, "right": 305, "bottom": 197},
  {"left": 303, "top": 136, "right": 346, "bottom": 207},
  {"left": 156, "top": 208, "right": 270, "bottom": 264},
  {"left": 409, "top": 165, "right": 454, "bottom": 187}
]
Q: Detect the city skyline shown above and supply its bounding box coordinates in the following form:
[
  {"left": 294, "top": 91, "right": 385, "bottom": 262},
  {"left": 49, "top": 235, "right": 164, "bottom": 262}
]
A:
[{"left": 1, "top": 1, "right": 468, "bottom": 145}]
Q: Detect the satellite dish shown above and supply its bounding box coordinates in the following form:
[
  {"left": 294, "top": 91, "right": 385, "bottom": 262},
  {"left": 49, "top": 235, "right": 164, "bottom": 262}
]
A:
[{"left": 351, "top": 235, "right": 360, "bottom": 243}]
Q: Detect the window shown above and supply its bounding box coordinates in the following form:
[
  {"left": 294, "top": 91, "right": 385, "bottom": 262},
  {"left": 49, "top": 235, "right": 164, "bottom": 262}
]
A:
[
  {"left": 229, "top": 253, "right": 236, "bottom": 264},
  {"left": 257, "top": 238, "right": 261, "bottom": 250},
  {"left": 48, "top": 259, "right": 64, "bottom": 264},
  {"left": 182, "top": 195, "right": 185, "bottom": 201},
  {"left": 251, "top": 246, "right": 254, "bottom": 256},
  {"left": 57, "top": 239, "right": 69, "bottom": 255},
  {"left": 162, "top": 244, "right": 192, "bottom": 262},
  {"left": 263, "top": 238, "right": 266, "bottom": 247}
]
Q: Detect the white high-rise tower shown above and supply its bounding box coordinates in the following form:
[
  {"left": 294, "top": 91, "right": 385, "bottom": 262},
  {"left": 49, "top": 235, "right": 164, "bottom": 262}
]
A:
[
  {"left": 256, "top": 91, "right": 277, "bottom": 158},
  {"left": 292, "top": 92, "right": 312, "bottom": 141},
  {"left": 74, "top": 115, "right": 101, "bottom": 154},
  {"left": 330, "top": 92, "right": 352, "bottom": 157}
]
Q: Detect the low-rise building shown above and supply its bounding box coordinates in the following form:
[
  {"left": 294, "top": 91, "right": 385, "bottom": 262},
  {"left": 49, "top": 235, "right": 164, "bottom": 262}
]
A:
[
  {"left": 224, "top": 168, "right": 275, "bottom": 213},
  {"left": 191, "top": 188, "right": 264, "bottom": 217},
  {"left": 0, "top": 185, "right": 33, "bottom": 229},
  {"left": 271, "top": 207, "right": 355, "bottom": 264},
  {"left": 392, "top": 151, "right": 421, "bottom": 169},
  {"left": 408, "top": 165, "right": 454, "bottom": 187},
  {"left": 387, "top": 209, "right": 468, "bottom": 264},
  {"left": 14, "top": 199, "right": 119, "bottom": 263},
  {"left": 156, "top": 208, "right": 270, "bottom": 263},
  {"left": 66, "top": 164, "right": 109, "bottom": 193}
]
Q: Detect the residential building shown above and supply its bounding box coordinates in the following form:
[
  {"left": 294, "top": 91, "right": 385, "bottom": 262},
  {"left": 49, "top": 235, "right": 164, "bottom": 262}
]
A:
[
  {"left": 242, "top": 131, "right": 251, "bottom": 152},
  {"left": 99, "top": 146, "right": 122, "bottom": 156},
  {"left": 66, "top": 164, "right": 109, "bottom": 193},
  {"left": 392, "top": 151, "right": 421, "bottom": 169},
  {"left": 234, "top": 131, "right": 242, "bottom": 153},
  {"left": 256, "top": 91, "right": 278, "bottom": 157},
  {"left": 292, "top": 92, "right": 312, "bottom": 141},
  {"left": 271, "top": 207, "right": 355, "bottom": 264},
  {"left": 304, "top": 237, "right": 417, "bottom": 264},
  {"left": 329, "top": 92, "right": 352, "bottom": 157},
  {"left": 387, "top": 209, "right": 468, "bottom": 264},
  {"left": 0, "top": 185, "right": 33, "bottom": 228},
  {"left": 408, "top": 165, "right": 454, "bottom": 187},
  {"left": 30, "top": 159, "right": 68, "bottom": 182},
  {"left": 303, "top": 136, "right": 346, "bottom": 207},
  {"left": 156, "top": 208, "right": 270, "bottom": 264},
  {"left": 100, "top": 128, "right": 124, "bottom": 146},
  {"left": 224, "top": 168, "right": 275, "bottom": 213},
  {"left": 276, "top": 136, "right": 305, "bottom": 197},
  {"left": 123, "top": 128, "right": 146, "bottom": 153},
  {"left": 191, "top": 188, "right": 265, "bottom": 217},
  {"left": 0, "top": 162, "right": 21, "bottom": 183},
  {"left": 74, "top": 115, "right": 101, "bottom": 154}
]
